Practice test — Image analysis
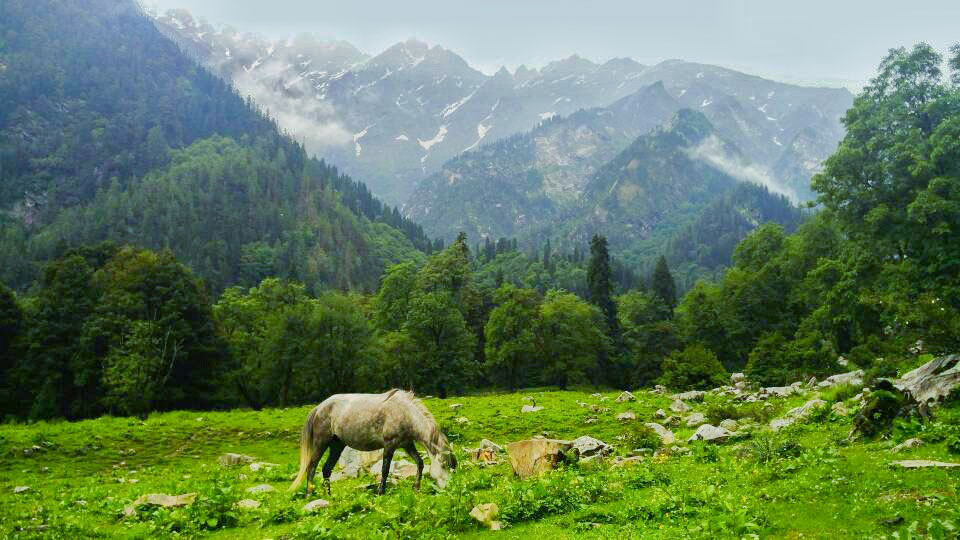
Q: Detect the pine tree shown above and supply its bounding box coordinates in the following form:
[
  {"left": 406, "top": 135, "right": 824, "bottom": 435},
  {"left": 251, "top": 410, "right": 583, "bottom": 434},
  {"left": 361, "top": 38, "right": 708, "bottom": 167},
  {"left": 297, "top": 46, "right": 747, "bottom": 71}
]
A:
[{"left": 651, "top": 255, "right": 677, "bottom": 310}]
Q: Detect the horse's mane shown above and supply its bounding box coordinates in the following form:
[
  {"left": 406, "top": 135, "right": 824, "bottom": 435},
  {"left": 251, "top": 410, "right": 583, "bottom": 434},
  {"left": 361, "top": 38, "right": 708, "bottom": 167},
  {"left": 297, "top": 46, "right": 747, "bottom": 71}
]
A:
[{"left": 384, "top": 389, "right": 446, "bottom": 452}]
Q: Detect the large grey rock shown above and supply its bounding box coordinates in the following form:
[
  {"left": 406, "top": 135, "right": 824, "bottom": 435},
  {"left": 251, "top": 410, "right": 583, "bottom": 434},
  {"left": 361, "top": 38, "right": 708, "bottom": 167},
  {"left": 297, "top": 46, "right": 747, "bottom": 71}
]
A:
[
  {"left": 685, "top": 412, "right": 707, "bottom": 427},
  {"left": 237, "top": 499, "right": 261, "bottom": 510},
  {"left": 654, "top": 408, "right": 667, "bottom": 419},
  {"left": 615, "top": 391, "right": 636, "bottom": 403},
  {"left": 370, "top": 458, "right": 418, "bottom": 480},
  {"left": 669, "top": 399, "right": 691, "bottom": 413},
  {"left": 570, "top": 436, "right": 613, "bottom": 459},
  {"left": 616, "top": 411, "right": 637, "bottom": 421},
  {"left": 644, "top": 422, "right": 676, "bottom": 445},
  {"left": 895, "top": 354, "right": 960, "bottom": 407},
  {"left": 719, "top": 419, "right": 739, "bottom": 432},
  {"left": 731, "top": 373, "right": 746, "bottom": 385},
  {"left": 339, "top": 447, "right": 383, "bottom": 477},
  {"left": 506, "top": 439, "right": 572, "bottom": 479},
  {"left": 674, "top": 390, "right": 706, "bottom": 402},
  {"left": 771, "top": 399, "right": 827, "bottom": 431},
  {"left": 688, "top": 424, "right": 732, "bottom": 443},
  {"left": 817, "top": 370, "right": 865, "bottom": 389},
  {"left": 762, "top": 386, "right": 800, "bottom": 398}
]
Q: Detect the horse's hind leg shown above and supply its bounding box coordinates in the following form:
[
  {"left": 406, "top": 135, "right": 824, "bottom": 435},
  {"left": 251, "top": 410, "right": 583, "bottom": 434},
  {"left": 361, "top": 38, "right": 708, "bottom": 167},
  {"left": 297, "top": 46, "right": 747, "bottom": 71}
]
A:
[
  {"left": 403, "top": 443, "right": 424, "bottom": 491},
  {"left": 305, "top": 439, "right": 329, "bottom": 495},
  {"left": 321, "top": 437, "right": 345, "bottom": 496},
  {"left": 378, "top": 447, "right": 396, "bottom": 495}
]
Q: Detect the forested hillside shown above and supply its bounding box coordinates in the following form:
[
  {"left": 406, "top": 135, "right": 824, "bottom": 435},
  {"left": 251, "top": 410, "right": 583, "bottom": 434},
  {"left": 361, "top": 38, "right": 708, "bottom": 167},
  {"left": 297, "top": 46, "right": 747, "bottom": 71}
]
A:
[{"left": 0, "top": 0, "right": 429, "bottom": 292}]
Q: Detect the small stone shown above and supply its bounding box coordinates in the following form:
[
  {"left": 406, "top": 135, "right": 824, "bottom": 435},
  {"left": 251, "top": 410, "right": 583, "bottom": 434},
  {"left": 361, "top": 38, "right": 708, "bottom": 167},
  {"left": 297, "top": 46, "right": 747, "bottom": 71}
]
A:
[
  {"left": 674, "top": 390, "right": 706, "bottom": 402},
  {"left": 470, "top": 503, "right": 502, "bottom": 530},
  {"left": 890, "top": 438, "right": 924, "bottom": 453},
  {"left": 449, "top": 403, "right": 463, "bottom": 410},
  {"left": 685, "top": 412, "right": 707, "bottom": 427},
  {"left": 731, "top": 373, "right": 746, "bottom": 384},
  {"left": 303, "top": 499, "right": 330, "bottom": 513},
  {"left": 237, "top": 499, "right": 261, "bottom": 510},
  {"left": 218, "top": 453, "right": 255, "bottom": 467},
  {"left": 249, "top": 462, "right": 279, "bottom": 472},
  {"left": 13, "top": 486, "right": 29, "bottom": 494},
  {"left": 616, "top": 411, "right": 637, "bottom": 421},
  {"left": 245, "top": 484, "right": 276, "bottom": 494},
  {"left": 652, "top": 385, "right": 667, "bottom": 394},
  {"left": 456, "top": 416, "right": 471, "bottom": 424},
  {"left": 719, "top": 419, "right": 738, "bottom": 431},
  {"left": 480, "top": 439, "right": 503, "bottom": 453},
  {"left": 890, "top": 460, "right": 960, "bottom": 469},
  {"left": 654, "top": 408, "right": 667, "bottom": 419},
  {"left": 520, "top": 405, "right": 543, "bottom": 413},
  {"left": 615, "top": 391, "right": 636, "bottom": 403}
]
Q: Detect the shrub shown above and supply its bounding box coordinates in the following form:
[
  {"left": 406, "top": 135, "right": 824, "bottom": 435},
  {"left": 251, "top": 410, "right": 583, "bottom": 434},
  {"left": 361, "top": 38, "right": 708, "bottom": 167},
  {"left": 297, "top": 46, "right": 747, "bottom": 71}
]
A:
[
  {"left": 657, "top": 345, "right": 728, "bottom": 390},
  {"left": 624, "top": 423, "right": 661, "bottom": 451},
  {"left": 820, "top": 383, "right": 860, "bottom": 404}
]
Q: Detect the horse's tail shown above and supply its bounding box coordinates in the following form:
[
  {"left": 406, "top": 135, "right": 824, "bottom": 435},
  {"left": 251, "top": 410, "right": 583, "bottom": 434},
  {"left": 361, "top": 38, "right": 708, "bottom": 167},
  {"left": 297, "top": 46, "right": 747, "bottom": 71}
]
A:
[{"left": 289, "top": 408, "right": 317, "bottom": 492}]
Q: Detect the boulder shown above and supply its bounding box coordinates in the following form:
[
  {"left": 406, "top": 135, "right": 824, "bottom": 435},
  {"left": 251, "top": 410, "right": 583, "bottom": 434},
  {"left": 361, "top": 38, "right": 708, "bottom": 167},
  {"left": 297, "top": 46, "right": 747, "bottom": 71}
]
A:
[
  {"left": 616, "top": 411, "right": 637, "bottom": 421},
  {"left": 218, "top": 453, "right": 255, "bottom": 467},
  {"left": 615, "top": 391, "right": 636, "bottom": 403},
  {"left": 245, "top": 484, "right": 275, "bottom": 494},
  {"left": 124, "top": 493, "right": 197, "bottom": 517},
  {"left": 891, "top": 460, "right": 960, "bottom": 469},
  {"left": 652, "top": 385, "right": 667, "bottom": 394},
  {"left": 470, "top": 503, "right": 502, "bottom": 530},
  {"left": 891, "top": 438, "right": 924, "bottom": 453},
  {"left": 669, "top": 399, "right": 691, "bottom": 413},
  {"left": 771, "top": 399, "right": 827, "bottom": 431},
  {"left": 895, "top": 354, "right": 960, "bottom": 408},
  {"left": 13, "top": 486, "right": 29, "bottom": 494},
  {"left": 236, "top": 499, "right": 261, "bottom": 510},
  {"left": 817, "top": 370, "right": 865, "bottom": 389},
  {"left": 506, "top": 439, "right": 572, "bottom": 479},
  {"left": 570, "top": 436, "right": 613, "bottom": 459},
  {"left": 688, "top": 424, "right": 732, "bottom": 443},
  {"left": 370, "top": 458, "right": 418, "bottom": 480},
  {"left": 654, "top": 409, "right": 667, "bottom": 419},
  {"left": 762, "top": 386, "right": 800, "bottom": 398},
  {"left": 685, "top": 412, "right": 707, "bottom": 427},
  {"left": 674, "top": 390, "right": 706, "bottom": 402},
  {"left": 644, "top": 422, "right": 676, "bottom": 445},
  {"left": 338, "top": 447, "right": 383, "bottom": 477},
  {"left": 731, "top": 373, "right": 746, "bottom": 385},
  {"left": 480, "top": 439, "right": 504, "bottom": 453},
  {"left": 303, "top": 499, "right": 330, "bottom": 513},
  {"left": 719, "top": 419, "right": 738, "bottom": 432},
  {"left": 521, "top": 405, "right": 544, "bottom": 413}
]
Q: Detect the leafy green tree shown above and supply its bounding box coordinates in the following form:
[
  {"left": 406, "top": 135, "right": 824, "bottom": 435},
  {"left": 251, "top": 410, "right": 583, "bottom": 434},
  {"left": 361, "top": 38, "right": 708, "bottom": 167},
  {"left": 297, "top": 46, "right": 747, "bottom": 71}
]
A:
[
  {"left": 373, "top": 262, "right": 418, "bottom": 332},
  {"left": 484, "top": 285, "right": 540, "bottom": 390},
  {"left": 536, "top": 290, "right": 608, "bottom": 388},
  {"left": 657, "top": 344, "right": 727, "bottom": 390},
  {"left": 651, "top": 255, "right": 677, "bottom": 310},
  {"left": 403, "top": 291, "right": 476, "bottom": 398},
  {"left": 0, "top": 283, "right": 23, "bottom": 415},
  {"left": 617, "top": 289, "right": 675, "bottom": 385}
]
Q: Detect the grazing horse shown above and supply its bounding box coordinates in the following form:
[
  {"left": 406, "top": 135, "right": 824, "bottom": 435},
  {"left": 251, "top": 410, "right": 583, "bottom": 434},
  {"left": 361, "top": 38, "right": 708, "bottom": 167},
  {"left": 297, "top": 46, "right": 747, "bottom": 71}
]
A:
[{"left": 289, "top": 389, "right": 457, "bottom": 495}]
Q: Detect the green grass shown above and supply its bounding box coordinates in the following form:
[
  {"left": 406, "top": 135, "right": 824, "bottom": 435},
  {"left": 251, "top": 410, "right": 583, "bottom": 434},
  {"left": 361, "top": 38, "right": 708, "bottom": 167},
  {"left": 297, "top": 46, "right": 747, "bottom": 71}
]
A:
[{"left": 1, "top": 388, "right": 958, "bottom": 538}]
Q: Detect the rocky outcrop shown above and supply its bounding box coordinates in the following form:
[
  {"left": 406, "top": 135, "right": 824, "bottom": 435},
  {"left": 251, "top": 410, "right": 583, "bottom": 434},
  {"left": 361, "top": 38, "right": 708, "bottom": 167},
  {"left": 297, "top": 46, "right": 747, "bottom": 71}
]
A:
[
  {"left": 818, "top": 370, "right": 864, "bottom": 389},
  {"left": 895, "top": 354, "right": 960, "bottom": 408},
  {"left": 771, "top": 399, "right": 827, "bottom": 431},
  {"left": 339, "top": 447, "right": 383, "bottom": 477},
  {"left": 890, "top": 439, "right": 924, "bottom": 453},
  {"left": 506, "top": 439, "right": 572, "bottom": 479},
  {"left": 571, "top": 436, "right": 613, "bottom": 459},
  {"left": 688, "top": 424, "right": 732, "bottom": 443}
]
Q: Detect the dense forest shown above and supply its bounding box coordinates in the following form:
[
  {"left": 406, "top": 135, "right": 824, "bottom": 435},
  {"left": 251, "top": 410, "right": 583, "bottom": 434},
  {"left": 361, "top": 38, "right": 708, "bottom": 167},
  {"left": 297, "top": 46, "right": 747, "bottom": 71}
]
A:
[{"left": 0, "top": 0, "right": 431, "bottom": 293}]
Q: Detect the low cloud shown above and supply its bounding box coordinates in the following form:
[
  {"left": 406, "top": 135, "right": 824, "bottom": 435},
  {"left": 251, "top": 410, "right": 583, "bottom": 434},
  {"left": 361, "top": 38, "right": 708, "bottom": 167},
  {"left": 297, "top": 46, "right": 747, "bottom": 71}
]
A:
[
  {"left": 231, "top": 60, "right": 354, "bottom": 150},
  {"left": 686, "top": 135, "right": 797, "bottom": 202}
]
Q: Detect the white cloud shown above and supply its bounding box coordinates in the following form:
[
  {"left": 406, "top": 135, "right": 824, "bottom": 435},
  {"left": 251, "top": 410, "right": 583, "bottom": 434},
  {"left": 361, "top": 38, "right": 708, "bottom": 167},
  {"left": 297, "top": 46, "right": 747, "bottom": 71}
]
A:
[{"left": 686, "top": 135, "right": 797, "bottom": 202}]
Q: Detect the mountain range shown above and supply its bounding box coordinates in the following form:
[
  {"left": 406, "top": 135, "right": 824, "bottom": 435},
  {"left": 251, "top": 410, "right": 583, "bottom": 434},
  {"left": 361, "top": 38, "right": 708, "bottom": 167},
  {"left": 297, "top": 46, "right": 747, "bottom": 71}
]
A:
[{"left": 152, "top": 8, "right": 854, "bottom": 209}]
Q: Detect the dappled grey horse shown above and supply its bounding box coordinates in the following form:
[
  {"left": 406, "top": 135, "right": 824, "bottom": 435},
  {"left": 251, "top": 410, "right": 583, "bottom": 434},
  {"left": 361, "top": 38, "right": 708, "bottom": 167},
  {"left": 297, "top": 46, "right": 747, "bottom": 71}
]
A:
[{"left": 289, "top": 389, "right": 457, "bottom": 495}]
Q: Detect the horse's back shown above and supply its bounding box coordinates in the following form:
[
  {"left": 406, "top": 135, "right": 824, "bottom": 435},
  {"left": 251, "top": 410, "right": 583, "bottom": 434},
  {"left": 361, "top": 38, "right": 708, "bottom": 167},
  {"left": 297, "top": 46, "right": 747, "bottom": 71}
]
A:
[{"left": 315, "top": 391, "right": 407, "bottom": 450}]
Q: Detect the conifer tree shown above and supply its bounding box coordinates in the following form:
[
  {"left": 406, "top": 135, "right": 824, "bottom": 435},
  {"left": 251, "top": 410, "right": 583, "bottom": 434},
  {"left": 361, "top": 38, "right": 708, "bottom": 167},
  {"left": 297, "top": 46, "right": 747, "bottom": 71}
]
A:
[{"left": 651, "top": 255, "right": 677, "bottom": 310}]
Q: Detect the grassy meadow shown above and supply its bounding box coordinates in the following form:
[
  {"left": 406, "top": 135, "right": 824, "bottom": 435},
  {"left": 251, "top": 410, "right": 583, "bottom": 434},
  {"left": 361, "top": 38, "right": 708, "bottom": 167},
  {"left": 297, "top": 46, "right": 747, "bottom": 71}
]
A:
[{"left": 1, "top": 385, "right": 959, "bottom": 539}]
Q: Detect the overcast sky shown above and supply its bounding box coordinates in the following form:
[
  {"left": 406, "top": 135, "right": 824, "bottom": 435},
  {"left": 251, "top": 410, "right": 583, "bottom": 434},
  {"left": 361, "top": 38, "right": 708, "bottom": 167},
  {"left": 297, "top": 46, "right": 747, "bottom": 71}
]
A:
[{"left": 146, "top": 0, "right": 959, "bottom": 88}]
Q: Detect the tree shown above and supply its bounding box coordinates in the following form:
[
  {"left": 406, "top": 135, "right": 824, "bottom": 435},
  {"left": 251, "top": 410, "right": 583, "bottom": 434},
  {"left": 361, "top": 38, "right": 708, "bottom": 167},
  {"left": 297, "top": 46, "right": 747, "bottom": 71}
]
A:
[
  {"left": 657, "top": 344, "right": 727, "bottom": 390},
  {"left": 536, "top": 290, "right": 608, "bottom": 388},
  {"left": 403, "top": 292, "right": 476, "bottom": 398},
  {"left": 0, "top": 283, "right": 23, "bottom": 415},
  {"left": 373, "top": 262, "right": 418, "bottom": 332},
  {"left": 651, "top": 255, "right": 677, "bottom": 310},
  {"left": 587, "top": 235, "right": 618, "bottom": 332},
  {"left": 484, "top": 285, "right": 540, "bottom": 390},
  {"left": 617, "top": 289, "right": 675, "bottom": 385}
]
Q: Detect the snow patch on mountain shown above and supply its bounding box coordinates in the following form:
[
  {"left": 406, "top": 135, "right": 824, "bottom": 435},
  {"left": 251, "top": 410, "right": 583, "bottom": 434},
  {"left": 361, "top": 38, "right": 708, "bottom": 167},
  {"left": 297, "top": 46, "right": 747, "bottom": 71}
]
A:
[
  {"left": 418, "top": 125, "right": 448, "bottom": 151},
  {"left": 441, "top": 90, "right": 477, "bottom": 118}
]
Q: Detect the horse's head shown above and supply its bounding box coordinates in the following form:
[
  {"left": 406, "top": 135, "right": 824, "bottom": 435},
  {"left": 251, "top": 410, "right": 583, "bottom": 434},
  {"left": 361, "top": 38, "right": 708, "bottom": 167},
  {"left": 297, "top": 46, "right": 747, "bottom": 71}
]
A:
[{"left": 427, "top": 430, "right": 457, "bottom": 489}]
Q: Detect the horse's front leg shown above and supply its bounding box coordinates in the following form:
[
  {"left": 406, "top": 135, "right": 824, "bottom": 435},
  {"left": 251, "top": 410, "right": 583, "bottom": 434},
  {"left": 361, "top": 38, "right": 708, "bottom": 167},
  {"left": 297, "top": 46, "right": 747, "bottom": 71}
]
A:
[
  {"left": 378, "top": 447, "right": 396, "bottom": 495},
  {"left": 403, "top": 443, "right": 424, "bottom": 491}
]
